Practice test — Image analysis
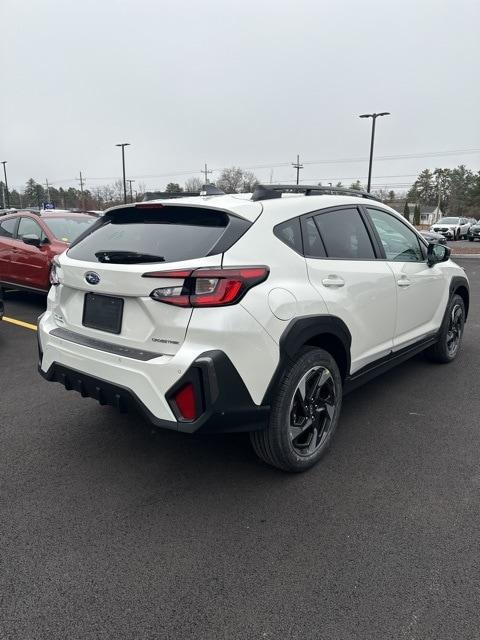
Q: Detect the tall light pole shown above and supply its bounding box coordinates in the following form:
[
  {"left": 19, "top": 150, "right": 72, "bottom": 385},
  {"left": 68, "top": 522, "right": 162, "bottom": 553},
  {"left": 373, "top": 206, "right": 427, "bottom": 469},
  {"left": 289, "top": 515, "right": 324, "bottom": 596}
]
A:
[
  {"left": 116, "top": 143, "right": 130, "bottom": 204},
  {"left": 359, "top": 112, "right": 390, "bottom": 192},
  {"left": 1, "top": 161, "right": 10, "bottom": 208}
]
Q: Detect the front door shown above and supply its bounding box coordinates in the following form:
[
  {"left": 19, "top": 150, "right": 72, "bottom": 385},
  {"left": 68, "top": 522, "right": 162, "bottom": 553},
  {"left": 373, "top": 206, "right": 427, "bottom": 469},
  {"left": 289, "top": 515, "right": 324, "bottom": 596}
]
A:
[
  {"left": 365, "top": 207, "right": 446, "bottom": 349},
  {"left": 10, "top": 217, "right": 51, "bottom": 290}
]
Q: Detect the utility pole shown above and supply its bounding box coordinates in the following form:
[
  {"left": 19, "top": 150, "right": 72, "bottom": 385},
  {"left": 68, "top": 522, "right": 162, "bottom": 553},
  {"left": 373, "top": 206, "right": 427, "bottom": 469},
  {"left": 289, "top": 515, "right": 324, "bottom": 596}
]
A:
[
  {"left": 359, "top": 112, "right": 390, "bottom": 192},
  {"left": 1, "top": 184, "right": 5, "bottom": 209},
  {"left": 116, "top": 143, "right": 130, "bottom": 204},
  {"left": 44, "top": 178, "right": 51, "bottom": 202},
  {"left": 77, "top": 171, "right": 85, "bottom": 210},
  {"left": 292, "top": 154, "right": 303, "bottom": 185},
  {"left": 127, "top": 179, "right": 135, "bottom": 203},
  {"left": 202, "top": 163, "right": 213, "bottom": 185},
  {"left": 1, "top": 161, "right": 10, "bottom": 208}
]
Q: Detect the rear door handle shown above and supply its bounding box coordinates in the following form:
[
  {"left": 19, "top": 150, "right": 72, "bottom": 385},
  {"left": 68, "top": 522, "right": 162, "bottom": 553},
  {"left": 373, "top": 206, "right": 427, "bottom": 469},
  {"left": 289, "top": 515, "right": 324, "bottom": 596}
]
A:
[
  {"left": 397, "top": 277, "right": 412, "bottom": 287},
  {"left": 322, "top": 276, "right": 345, "bottom": 288}
]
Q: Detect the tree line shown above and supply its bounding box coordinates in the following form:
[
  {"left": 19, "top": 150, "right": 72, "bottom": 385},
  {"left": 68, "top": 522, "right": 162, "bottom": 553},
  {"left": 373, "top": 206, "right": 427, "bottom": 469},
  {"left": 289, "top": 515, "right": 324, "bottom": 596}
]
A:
[
  {"left": 2, "top": 164, "right": 478, "bottom": 214},
  {"left": 406, "top": 165, "right": 480, "bottom": 216}
]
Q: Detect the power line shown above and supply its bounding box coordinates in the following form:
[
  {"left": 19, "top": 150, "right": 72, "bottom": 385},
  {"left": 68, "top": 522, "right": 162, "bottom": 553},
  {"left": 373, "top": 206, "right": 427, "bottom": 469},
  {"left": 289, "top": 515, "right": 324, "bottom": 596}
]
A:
[{"left": 12, "top": 147, "right": 480, "bottom": 190}]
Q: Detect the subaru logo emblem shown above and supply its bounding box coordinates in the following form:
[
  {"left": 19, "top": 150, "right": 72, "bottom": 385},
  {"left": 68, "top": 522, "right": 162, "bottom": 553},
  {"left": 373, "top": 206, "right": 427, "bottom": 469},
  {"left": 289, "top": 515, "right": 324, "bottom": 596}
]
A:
[{"left": 85, "top": 271, "right": 100, "bottom": 285}]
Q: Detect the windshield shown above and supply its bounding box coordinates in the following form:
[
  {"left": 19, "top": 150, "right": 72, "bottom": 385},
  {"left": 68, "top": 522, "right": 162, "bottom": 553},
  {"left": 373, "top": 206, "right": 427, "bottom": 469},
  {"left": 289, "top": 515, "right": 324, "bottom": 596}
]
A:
[
  {"left": 437, "top": 218, "right": 460, "bottom": 224},
  {"left": 43, "top": 216, "right": 95, "bottom": 243}
]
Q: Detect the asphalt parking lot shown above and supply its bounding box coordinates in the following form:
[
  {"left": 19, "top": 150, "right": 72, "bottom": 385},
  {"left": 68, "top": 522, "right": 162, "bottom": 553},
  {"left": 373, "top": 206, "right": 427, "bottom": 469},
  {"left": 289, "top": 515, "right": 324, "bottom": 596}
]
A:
[{"left": 1, "top": 257, "right": 480, "bottom": 640}]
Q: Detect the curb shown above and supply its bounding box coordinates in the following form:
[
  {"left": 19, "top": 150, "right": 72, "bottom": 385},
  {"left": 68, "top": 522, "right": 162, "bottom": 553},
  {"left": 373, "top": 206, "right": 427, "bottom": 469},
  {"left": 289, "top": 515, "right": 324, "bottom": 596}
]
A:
[{"left": 451, "top": 254, "right": 480, "bottom": 259}]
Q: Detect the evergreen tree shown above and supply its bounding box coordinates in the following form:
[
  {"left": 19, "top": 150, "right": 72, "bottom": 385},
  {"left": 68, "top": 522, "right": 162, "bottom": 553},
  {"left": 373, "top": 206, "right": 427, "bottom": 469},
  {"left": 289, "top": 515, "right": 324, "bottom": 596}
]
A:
[
  {"left": 414, "top": 203, "right": 421, "bottom": 226},
  {"left": 403, "top": 201, "right": 410, "bottom": 221}
]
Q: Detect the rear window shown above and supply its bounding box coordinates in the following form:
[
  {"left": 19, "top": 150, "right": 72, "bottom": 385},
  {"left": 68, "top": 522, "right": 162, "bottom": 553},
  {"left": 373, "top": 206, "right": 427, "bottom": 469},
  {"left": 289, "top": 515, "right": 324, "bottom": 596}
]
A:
[
  {"left": 67, "top": 206, "right": 249, "bottom": 264},
  {"left": 43, "top": 216, "right": 95, "bottom": 243}
]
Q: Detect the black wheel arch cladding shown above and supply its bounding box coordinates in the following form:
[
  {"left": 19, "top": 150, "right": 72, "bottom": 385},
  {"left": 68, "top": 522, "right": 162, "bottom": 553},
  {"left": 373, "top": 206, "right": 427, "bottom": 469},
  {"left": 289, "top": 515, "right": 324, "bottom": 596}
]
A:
[{"left": 262, "top": 315, "right": 352, "bottom": 405}]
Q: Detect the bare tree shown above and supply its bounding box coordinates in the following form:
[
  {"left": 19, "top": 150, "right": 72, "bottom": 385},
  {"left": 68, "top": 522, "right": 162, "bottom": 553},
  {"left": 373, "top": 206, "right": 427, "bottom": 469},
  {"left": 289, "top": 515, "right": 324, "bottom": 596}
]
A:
[
  {"left": 216, "top": 167, "right": 258, "bottom": 193},
  {"left": 184, "top": 177, "right": 202, "bottom": 192}
]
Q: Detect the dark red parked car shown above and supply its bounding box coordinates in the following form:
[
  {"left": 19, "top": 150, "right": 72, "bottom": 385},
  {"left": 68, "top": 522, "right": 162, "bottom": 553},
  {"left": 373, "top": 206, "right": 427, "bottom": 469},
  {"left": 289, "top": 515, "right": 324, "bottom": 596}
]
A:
[{"left": 0, "top": 210, "right": 96, "bottom": 293}]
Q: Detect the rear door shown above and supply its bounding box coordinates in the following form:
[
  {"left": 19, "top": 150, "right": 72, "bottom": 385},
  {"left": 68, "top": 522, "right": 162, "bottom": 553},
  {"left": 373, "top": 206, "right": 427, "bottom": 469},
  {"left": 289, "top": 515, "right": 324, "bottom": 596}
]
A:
[
  {"left": 365, "top": 206, "right": 446, "bottom": 348},
  {"left": 10, "top": 216, "right": 51, "bottom": 290},
  {"left": 0, "top": 217, "right": 19, "bottom": 283},
  {"left": 302, "top": 205, "right": 397, "bottom": 373},
  {"left": 57, "top": 203, "right": 254, "bottom": 357}
]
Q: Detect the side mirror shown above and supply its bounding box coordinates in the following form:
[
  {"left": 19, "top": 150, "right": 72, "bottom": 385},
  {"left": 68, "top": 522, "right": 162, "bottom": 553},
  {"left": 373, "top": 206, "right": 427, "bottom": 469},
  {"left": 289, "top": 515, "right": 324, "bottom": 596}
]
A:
[
  {"left": 22, "top": 233, "right": 41, "bottom": 247},
  {"left": 427, "top": 242, "right": 451, "bottom": 267}
]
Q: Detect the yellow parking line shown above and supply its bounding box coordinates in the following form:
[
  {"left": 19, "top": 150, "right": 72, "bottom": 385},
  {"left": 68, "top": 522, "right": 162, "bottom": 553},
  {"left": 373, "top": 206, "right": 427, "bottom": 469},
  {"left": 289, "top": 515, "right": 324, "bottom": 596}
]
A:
[{"left": 2, "top": 317, "right": 38, "bottom": 331}]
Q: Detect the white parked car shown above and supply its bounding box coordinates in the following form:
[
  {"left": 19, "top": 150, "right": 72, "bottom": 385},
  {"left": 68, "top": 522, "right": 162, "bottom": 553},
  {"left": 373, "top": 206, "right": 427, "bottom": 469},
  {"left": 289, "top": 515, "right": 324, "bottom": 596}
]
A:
[
  {"left": 38, "top": 185, "right": 470, "bottom": 472},
  {"left": 430, "top": 217, "right": 471, "bottom": 240}
]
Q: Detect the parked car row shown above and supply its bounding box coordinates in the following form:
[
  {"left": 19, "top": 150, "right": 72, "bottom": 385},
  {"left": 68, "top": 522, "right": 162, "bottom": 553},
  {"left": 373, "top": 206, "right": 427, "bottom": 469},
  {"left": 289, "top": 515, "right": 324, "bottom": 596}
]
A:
[
  {"left": 0, "top": 209, "right": 96, "bottom": 292},
  {"left": 430, "top": 217, "right": 478, "bottom": 241},
  {"left": 467, "top": 220, "right": 480, "bottom": 242}
]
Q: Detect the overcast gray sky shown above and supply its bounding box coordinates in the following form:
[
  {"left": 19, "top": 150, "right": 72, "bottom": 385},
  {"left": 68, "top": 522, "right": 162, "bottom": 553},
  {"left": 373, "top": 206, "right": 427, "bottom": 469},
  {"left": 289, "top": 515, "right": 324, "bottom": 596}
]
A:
[{"left": 2, "top": 0, "right": 479, "bottom": 194}]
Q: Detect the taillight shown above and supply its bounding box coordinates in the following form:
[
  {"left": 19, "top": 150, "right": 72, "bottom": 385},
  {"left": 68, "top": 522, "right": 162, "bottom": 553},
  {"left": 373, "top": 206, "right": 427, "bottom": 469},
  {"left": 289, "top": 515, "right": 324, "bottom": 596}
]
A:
[
  {"left": 144, "top": 266, "right": 269, "bottom": 307},
  {"left": 50, "top": 262, "right": 60, "bottom": 286}
]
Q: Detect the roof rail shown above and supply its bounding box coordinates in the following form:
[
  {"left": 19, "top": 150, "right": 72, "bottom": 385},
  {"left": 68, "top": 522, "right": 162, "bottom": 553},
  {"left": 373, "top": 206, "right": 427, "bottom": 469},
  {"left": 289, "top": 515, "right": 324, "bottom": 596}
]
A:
[{"left": 251, "top": 184, "right": 381, "bottom": 202}]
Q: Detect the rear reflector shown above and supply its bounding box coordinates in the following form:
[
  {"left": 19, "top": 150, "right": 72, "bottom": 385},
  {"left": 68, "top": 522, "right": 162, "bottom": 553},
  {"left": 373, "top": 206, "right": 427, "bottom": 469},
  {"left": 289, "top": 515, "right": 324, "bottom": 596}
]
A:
[{"left": 173, "top": 383, "right": 197, "bottom": 420}]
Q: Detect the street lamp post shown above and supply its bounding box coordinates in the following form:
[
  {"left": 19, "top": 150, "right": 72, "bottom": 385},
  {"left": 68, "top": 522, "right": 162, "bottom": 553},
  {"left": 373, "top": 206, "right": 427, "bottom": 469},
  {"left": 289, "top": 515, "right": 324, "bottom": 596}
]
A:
[
  {"left": 358, "top": 112, "right": 390, "bottom": 192},
  {"left": 1, "top": 161, "right": 10, "bottom": 208},
  {"left": 116, "top": 143, "right": 130, "bottom": 204}
]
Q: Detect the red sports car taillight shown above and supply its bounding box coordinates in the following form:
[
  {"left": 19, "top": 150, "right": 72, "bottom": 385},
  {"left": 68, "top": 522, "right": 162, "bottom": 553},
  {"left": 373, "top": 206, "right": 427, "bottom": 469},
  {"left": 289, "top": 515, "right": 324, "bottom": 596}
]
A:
[{"left": 143, "top": 266, "right": 269, "bottom": 307}]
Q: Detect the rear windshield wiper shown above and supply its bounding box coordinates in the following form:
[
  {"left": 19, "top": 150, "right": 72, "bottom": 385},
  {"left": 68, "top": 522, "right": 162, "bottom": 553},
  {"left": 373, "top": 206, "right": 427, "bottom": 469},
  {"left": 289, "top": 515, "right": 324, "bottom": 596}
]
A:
[{"left": 95, "top": 251, "right": 165, "bottom": 264}]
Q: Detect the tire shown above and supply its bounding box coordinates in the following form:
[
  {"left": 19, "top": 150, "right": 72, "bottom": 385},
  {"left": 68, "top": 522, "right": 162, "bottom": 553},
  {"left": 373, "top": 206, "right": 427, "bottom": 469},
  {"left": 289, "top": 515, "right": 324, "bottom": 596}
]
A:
[
  {"left": 425, "top": 294, "right": 465, "bottom": 364},
  {"left": 250, "top": 347, "right": 342, "bottom": 472},
  {"left": 469, "top": 237, "right": 474, "bottom": 242}
]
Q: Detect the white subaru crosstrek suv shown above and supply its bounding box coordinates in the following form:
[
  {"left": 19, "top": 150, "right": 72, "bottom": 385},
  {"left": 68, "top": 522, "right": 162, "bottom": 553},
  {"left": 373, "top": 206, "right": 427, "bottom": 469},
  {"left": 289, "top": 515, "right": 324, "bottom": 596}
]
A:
[{"left": 38, "top": 185, "right": 470, "bottom": 472}]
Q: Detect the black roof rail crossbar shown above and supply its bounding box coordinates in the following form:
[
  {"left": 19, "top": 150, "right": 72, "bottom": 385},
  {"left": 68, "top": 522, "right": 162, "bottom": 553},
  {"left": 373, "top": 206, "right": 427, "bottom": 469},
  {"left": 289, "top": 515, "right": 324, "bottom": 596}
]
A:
[{"left": 251, "top": 184, "right": 380, "bottom": 202}]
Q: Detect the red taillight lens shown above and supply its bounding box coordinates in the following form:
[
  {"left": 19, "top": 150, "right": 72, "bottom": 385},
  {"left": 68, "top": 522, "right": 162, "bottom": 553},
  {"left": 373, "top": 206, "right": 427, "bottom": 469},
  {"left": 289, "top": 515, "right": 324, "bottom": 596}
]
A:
[
  {"left": 173, "top": 383, "right": 197, "bottom": 420},
  {"left": 144, "top": 266, "right": 269, "bottom": 308}
]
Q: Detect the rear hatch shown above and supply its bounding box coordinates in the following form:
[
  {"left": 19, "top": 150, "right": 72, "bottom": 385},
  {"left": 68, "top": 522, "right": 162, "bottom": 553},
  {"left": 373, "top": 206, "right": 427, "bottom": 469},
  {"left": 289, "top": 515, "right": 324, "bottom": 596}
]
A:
[{"left": 54, "top": 200, "right": 260, "bottom": 356}]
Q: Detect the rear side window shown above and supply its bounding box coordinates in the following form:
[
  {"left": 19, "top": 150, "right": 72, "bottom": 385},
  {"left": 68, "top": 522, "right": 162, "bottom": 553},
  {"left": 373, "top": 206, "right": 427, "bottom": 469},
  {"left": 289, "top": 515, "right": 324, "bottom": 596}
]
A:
[
  {"left": 303, "top": 217, "right": 326, "bottom": 258},
  {"left": 274, "top": 217, "right": 302, "bottom": 253},
  {"left": 0, "top": 218, "right": 18, "bottom": 238},
  {"left": 313, "top": 207, "right": 375, "bottom": 260},
  {"left": 68, "top": 206, "right": 249, "bottom": 264}
]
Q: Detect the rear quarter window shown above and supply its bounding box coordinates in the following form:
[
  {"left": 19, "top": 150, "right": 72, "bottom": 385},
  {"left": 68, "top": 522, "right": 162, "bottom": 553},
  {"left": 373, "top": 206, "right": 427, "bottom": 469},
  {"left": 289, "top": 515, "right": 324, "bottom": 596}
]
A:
[{"left": 274, "top": 217, "right": 303, "bottom": 254}]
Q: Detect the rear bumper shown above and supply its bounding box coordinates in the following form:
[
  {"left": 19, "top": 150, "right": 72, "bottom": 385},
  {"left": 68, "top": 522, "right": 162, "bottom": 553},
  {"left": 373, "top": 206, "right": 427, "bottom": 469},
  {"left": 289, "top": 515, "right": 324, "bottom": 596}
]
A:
[{"left": 38, "top": 349, "right": 269, "bottom": 435}]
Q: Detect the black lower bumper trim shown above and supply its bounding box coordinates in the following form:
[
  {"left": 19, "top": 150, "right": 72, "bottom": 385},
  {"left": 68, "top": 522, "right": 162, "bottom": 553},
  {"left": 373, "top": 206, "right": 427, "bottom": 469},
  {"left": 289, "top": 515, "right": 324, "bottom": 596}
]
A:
[
  {"left": 39, "top": 362, "right": 178, "bottom": 431},
  {"left": 39, "top": 350, "right": 269, "bottom": 434}
]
